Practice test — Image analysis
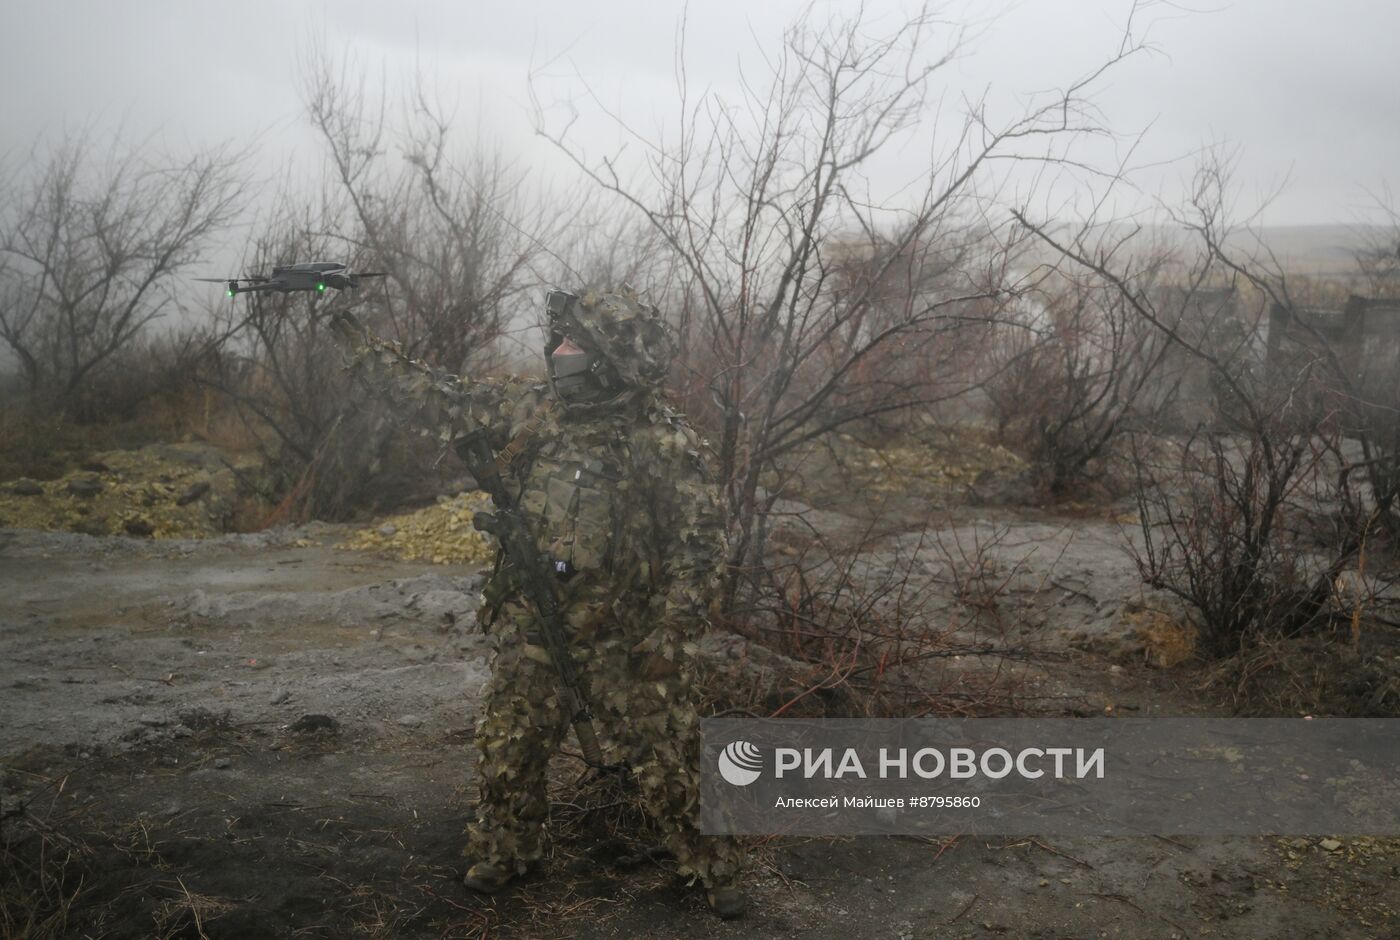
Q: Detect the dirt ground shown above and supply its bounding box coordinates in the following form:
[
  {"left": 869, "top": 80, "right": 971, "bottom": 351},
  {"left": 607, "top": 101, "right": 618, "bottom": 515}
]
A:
[{"left": 3, "top": 510, "right": 1398, "bottom": 938}]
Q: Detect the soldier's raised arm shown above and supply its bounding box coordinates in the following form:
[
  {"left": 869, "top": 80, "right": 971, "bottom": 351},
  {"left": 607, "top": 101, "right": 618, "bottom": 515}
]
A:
[{"left": 329, "top": 311, "right": 516, "bottom": 448}]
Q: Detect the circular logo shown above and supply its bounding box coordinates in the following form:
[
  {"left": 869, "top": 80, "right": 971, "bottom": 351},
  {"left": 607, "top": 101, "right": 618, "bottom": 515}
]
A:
[{"left": 718, "top": 741, "right": 763, "bottom": 786}]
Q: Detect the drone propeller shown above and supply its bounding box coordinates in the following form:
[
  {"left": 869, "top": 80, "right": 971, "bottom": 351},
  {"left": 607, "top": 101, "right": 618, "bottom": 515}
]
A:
[
  {"left": 346, "top": 271, "right": 388, "bottom": 290},
  {"left": 196, "top": 276, "right": 253, "bottom": 297}
]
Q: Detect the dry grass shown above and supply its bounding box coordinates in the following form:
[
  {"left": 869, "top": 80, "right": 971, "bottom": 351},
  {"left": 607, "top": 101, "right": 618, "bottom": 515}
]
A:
[
  {"left": 0, "top": 825, "right": 89, "bottom": 940},
  {"left": 1, "top": 775, "right": 114, "bottom": 940},
  {"left": 1197, "top": 631, "right": 1400, "bottom": 716},
  {"left": 152, "top": 879, "right": 237, "bottom": 939}
]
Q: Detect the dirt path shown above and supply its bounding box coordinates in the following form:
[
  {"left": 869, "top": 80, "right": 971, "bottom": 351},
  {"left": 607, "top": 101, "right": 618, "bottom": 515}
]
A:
[{"left": 2, "top": 525, "right": 1394, "bottom": 938}]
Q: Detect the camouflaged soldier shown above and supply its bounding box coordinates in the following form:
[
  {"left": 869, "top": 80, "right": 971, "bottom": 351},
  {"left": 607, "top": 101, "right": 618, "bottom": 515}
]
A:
[{"left": 330, "top": 286, "right": 747, "bottom": 918}]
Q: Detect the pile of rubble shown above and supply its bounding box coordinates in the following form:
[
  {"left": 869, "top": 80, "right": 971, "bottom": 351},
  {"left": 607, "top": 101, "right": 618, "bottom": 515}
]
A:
[
  {"left": 338, "top": 491, "right": 495, "bottom": 566},
  {"left": 781, "top": 428, "right": 1028, "bottom": 510},
  {"left": 846, "top": 431, "right": 1025, "bottom": 496},
  {"left": 0, "top": 443, "right": 247, "bottom": 538}
]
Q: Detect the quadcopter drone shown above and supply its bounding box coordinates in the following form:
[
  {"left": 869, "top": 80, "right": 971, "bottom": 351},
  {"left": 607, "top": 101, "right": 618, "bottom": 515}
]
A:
[{"left": 196, "top": 261, "right": 386, "bottom": 297}]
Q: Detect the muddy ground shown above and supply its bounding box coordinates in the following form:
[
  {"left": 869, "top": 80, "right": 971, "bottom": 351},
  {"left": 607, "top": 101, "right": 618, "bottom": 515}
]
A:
[{"left": 2, "top": 511, "right": 1398, "bottom": 938}]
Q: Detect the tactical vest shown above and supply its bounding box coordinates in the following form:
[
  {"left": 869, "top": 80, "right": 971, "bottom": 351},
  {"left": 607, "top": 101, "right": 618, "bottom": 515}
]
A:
[{"left": 515, "top": 432, "right": 628, "bottom": 579}]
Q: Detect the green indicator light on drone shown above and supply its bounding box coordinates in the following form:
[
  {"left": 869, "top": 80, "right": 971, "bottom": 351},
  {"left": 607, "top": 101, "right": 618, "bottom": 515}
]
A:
[
  {"left": 317, "top": 282, "right": 326, "bottom": 292},
  {"left": 226, "top": 289, "right": 233, "bottom": 297}
]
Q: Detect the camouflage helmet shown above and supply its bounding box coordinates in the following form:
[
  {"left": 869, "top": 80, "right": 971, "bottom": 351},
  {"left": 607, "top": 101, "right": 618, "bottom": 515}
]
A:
[{"left": 545, "top": 285, "right": 676, "bottom": 397}]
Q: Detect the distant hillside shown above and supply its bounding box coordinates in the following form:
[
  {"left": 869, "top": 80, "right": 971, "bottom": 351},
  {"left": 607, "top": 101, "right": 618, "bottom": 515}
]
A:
[
  {"left": 1219, "top": 225, "right": 1382, "bottom": 274},
  {"left": 1023, "top": 223, "right": 1391, "bottom": 278}
]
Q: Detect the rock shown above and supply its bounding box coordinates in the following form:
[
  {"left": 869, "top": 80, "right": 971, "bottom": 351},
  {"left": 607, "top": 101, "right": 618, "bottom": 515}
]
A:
[
  {"left": 396, "top": 714, "right": 423, "bottom": 728},
  {"left": 290, "top": 713, "right": 340, "bottom": 735},
  {"left": 271, "top": 689, "right": 293, "bottom": 705},
  {"left": 967, "top": 468, "right": 1037, "bottom": 506},
  {"left": 10, "top": 479, "right": 43, "bottom": 496},
  {"left": 177, "top": 480, "right": 211, "bottom": 506},
  {"left": 378, "top": 523, "right": 398, "bottom": 537},
  {"left": 124, "top": 517, "right": 155, "bottom": 537},
  {"left": 67, "top": 476, "right": 103, "bottom": 498},
  {"left": 1319, "top": 838, "right": 1343, "bottom": 852},
  {"left": 213, "top": 756, "right": 233, "bottom": 770}
]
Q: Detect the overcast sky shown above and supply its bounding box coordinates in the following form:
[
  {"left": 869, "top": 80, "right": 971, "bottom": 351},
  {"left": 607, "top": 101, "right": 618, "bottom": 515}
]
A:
[{"left": 2, "top": 0, "right": 1397, "bottom": 234}]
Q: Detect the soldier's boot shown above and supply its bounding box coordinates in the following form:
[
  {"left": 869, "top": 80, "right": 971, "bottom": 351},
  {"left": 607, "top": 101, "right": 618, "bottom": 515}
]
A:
[
  {"left": 462, "top": 860, "right": 518, "bottom": 895},
  {"left": 705, "top": 881, "right": 748, "bottom": 920}
]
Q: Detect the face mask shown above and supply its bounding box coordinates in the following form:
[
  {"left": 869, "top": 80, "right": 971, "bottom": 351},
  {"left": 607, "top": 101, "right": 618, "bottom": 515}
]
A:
[{"left": 550, "top": 337, "right": 602, "bottom": 400}]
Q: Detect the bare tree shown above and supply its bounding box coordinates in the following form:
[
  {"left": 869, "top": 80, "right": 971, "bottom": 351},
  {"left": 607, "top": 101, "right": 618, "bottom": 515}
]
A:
[
  {"left": 532, "top": 5, "right": 1144, "bottom": 607},
  {"left": 300, "top": 45, "right": 581, "bottom": 375},
  {"left": 0, "top": 131, "right": 247, "bottom": 416}
]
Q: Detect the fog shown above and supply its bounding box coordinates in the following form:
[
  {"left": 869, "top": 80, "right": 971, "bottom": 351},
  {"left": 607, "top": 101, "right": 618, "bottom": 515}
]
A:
[{"left": 3, "top": 0, "right": 1398, "bottom": 228}]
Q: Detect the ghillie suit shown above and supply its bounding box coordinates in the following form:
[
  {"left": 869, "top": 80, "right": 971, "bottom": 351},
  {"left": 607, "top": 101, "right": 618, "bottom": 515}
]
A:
[{"left": 331, "top": 287, "right": 745, "bottom": 908}]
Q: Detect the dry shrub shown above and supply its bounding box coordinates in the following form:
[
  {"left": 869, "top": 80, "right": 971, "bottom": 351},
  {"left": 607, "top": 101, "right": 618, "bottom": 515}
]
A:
[
  {"left": 702, "top": 514, "right": 1045, "bottom": 719},
  {"left": 1124, "top": 606, "right": 1198, "bottom": 669},
  {"left": 0, "top": 338, "right": 232, "bottom": 499},
  {"left": 0, "top": 405, "right": 76, "bottom": 483},
  {"left": 199, "top": 279, "right": 476, "bottom": 523},
  {"left": 985, "top": 270, "right": 1175, "bottom": 498},
  {"left": 1132, "top": 428, "right": 1331, "bottom": 656}
]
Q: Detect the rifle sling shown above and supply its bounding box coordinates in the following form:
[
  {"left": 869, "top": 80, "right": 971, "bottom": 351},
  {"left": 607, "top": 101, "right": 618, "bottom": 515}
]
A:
[{"left": 491, "top": 399, "right": 554, "bottom": 479}]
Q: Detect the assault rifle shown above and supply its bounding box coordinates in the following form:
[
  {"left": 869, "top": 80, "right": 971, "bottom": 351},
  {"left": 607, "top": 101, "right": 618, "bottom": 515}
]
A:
[{"left": 458, "top": 426, "right": 608, "bottom": 769}]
